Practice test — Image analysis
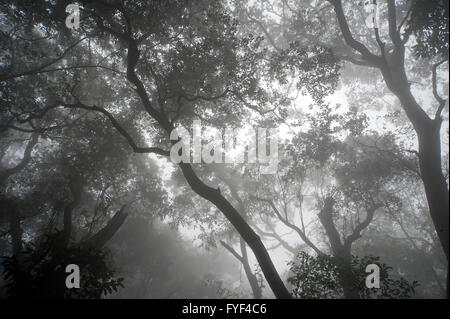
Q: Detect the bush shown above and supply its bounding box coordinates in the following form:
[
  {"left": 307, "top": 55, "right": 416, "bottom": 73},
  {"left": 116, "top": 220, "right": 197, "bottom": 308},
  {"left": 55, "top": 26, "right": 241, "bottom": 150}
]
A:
[
  {"left": 1, "top": 232, "right": 123, "bottom": 298},
  {"left": 287, "top": 252, "right": 418, "bottom": 299}
]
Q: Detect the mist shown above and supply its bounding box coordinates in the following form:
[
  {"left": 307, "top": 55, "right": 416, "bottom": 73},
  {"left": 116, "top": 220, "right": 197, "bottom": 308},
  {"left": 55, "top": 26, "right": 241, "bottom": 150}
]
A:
[{"left": 0, "top": 0, "right": 448, "bottom": 300}]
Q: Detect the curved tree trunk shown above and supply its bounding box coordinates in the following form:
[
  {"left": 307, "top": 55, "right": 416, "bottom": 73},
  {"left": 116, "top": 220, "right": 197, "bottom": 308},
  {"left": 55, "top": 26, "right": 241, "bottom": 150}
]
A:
[
  {"left": 417, "top": 122, "right": 449, "bottom": 261},
  {"left": 123, "top": 36, "right": 291, "bottom": 298},
  {"left": 66, "top": 8, "right": 292, "bottom": 298},
  {"left": 318, "top": 198, "right": 362, "bottom": 299},
  {"left": 88, "top": 205, "right": 128, "bottom": 249},
  {"left": 329, "top": 0, "right": 449, "bottom": 265},
  {"left": 384, "top": 76, "right": 449, "bottom": 262},
  {"left": 178, "top": 163, "right": 291, "bottom": 298}
]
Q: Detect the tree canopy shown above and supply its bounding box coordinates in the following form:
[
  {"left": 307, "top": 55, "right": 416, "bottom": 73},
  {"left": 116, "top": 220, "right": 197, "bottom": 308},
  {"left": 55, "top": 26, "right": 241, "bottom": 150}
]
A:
[{"left": 0, "top": 0, "right": 447, "bottom": 299}]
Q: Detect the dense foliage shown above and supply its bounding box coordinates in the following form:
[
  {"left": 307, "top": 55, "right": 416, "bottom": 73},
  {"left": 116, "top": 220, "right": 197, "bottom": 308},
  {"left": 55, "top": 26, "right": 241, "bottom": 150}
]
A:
[
  {"left": 2, "top": 232, "right": 123, "bottom": 298},
  {"left": 0, "top": 0, "right": 447, "bottom": 299},
  {"left": 288, "top": 252, "right": 418, "bottom": 299}
]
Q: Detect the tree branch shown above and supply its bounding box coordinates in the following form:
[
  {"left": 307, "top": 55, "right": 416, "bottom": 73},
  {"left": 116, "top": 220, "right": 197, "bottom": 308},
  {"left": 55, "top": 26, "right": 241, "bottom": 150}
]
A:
[
  {"left": 432, "top": 59, "right": 448, "bottom": 119},
  {"left": 252, "top": 223, "right": 298, "bottom": 255},
  {"left": 317, "top": 197, "right": 346, "bottom": 257},
  {"left": 387, "top": 0, "right": 403, "bottom": 50},
  {"left": 62, "top": 176, "right": 83, "bottom": 247},
  {"left": 0, "top": 37, "right": 87, "bottom": 82},
  {"left": 327, "top": 0, "right": 382, "bottom": 66},
  {"left": 344, "top": 203, "right": 382, "bottom": 248},
  {"left": 60, "top": 102, "right": 170, "bottom": 156},
  {"left": 92, "top": 11, "right": 292, "bottom": 298},
  {"left": 88, "top": 204, "right": 129, "bottom": 249},
  {"left": 253, "top": 196, "right": 323, "bottom": 256},
  {"left": 0, "top": 133, "right": 39, "bottom": 185},
  {"left": 220, "top": 240, "right": 244, "bottom": 263}
]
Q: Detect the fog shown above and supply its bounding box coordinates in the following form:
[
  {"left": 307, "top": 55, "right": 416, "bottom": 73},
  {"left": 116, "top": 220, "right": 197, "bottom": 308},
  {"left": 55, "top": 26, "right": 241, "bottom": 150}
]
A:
[{"left": 0, "top": 0, "right": 448, "bottom": 299}]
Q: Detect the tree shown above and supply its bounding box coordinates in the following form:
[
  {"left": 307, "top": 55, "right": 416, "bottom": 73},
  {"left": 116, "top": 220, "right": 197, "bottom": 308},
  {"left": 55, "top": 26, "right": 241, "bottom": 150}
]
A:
[
  {"left": 288, "top": 251, "right": 418, "bottom": 299},
  {"left": 328, "top": 0, "right": 449, "bottom": 263},
  {"left": 1, "top": 0, "right": 445, "bottom": 299},
  {"left": 2, "top": 231, "right": 124, "bottom": 298},
  {"left": 108, "top": 216, "right": 238, "bottom": 298},
  {"left": 234, "top": 0, "right": 448, "bottom": 297},
  {"left": 258, "top": 0, "right": 449, "bottom": 262},
  {"left": 0, "top": 0, "right": 296, "bottom": 298}
]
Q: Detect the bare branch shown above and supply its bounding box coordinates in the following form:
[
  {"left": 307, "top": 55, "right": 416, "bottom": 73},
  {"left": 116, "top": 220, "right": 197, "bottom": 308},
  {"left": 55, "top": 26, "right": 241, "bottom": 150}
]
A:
[
  {"left": 220, "top": 240, "right": 244, "bottom": 263},
  {"left": 252, "top": 223, "right": 298, "bottom": 255},
  {"left": 253, "top": 196, "right": 323, "bottom": 255}
]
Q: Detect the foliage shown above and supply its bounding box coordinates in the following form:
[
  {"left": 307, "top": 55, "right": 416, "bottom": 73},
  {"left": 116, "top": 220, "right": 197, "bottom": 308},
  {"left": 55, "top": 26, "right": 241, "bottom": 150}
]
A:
[
  {"left": 270, "top": 43, "right": 341, "bottom": 103},
  {"left": 287, "top": 252, "right": 418, "bottom": 299},
  {"left": 1, "top": 232, "right": 123, "bottom": 298},
  {"left": 406, "top": 0, "right": 449, "bottom": 58},
  {"left": 0, "top": 0, "right": 447, "bottom": 299},
  {"left": 203, "top": 278, "right": 245, "bottom": 299}
]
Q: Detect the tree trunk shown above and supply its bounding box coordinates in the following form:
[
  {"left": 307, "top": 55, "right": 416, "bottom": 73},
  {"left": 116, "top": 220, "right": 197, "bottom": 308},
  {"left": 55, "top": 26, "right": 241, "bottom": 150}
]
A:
[
  {"left": 385, "top": 74, "right": 449, "bottom": 261},
  {"left": 385, "top": 71, "right": 449, "bottom": 294},
  {"left": 336, "top": 252, "right": 359, "bottom": 299},
  {"left": 417, "top": 121, "right": 449, "bottom": 261},
  {"left": 239, "top": 238, "right": 262, "bottom": 299},
  {"left": 88, "top": 205, "right": 128, "bottom": 249},
  {"left": 318, "top": 198, "right": 360, "bottom": 298},
  {"left": 123, "top": 38, "right": 291, "bottom": 298},
  {"left": 0, "top": 197, "right": 22, "bottom": 256},
  {"left": 62, "top": 176, "right": 83, "bottom": 248},
  {"left": 178, "top": 163, "right": 291, "bottom": 299},
  {"left": 227, "top": 181, "right": 263, "bottom": 298}
]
